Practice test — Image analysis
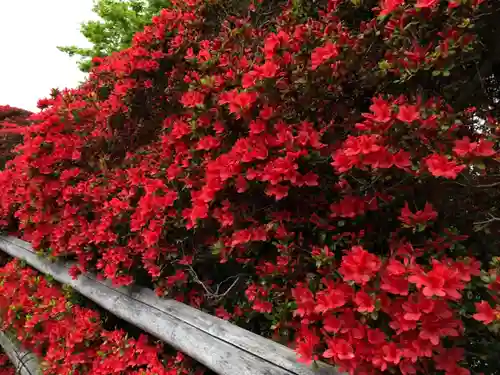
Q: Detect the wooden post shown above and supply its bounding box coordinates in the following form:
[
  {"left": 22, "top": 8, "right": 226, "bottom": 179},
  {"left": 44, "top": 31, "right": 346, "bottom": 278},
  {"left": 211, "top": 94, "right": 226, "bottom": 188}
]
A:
[
  {"left": 0, "top": 236, "right": 341, "bottom": 375},
  {"left": 0, "top": 331, "right": 40, "bottom": 375}
]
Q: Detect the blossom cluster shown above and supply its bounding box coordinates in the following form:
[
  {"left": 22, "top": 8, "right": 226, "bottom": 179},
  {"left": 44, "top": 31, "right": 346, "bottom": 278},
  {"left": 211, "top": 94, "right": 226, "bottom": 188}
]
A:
[
  {"left": 0, "top": 258, "right": 206, "bottom": 375},
  {"left": 0, "top": 0, "right": 499, "bottom": 374}
]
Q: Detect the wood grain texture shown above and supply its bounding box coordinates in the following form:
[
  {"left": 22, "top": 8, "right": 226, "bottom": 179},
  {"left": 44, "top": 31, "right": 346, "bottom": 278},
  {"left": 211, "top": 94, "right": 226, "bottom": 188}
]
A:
[
  {"left": 0, "top": 236, "right": 341, "bottom": 375},
  {"left": 0, "top": 331, "right": 40, "bottom": 375}
]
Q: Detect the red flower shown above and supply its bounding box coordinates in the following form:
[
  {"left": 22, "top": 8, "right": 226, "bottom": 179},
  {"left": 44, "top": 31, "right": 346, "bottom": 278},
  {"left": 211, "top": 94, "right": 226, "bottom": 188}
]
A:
[
  {"left": 264, "top": 33, "right": 281, "bottom": 60},
  {"left": 68, "top": 265, "right": 82, "bottom": 280},
  {"left": 295, "top": 328, "right": 319, "bottom": 364},
  {"left": 215, "top": 306, "right": 231, "bottom": 320},
  {"left": 453, "top": 137, "right": 474, "bottom": 157},
  {"left": 435, "top": 348, "right": 470, "bottom": 375},
  {"left": 454, "top": 137, "right": 496, "bottom": 157},
  {"left": 292, "top": 284, "right": 316, "bottom": 317},
  {"left": 299, "top": 172, "right": 319, "bottom": 187},
  {"left": 255, "top": 61, "right": 279, "bottom": 78},
  {"left": 219, "top": 90, "right": 258, "bottom": 116},
  {"left": 339, "top": 246, "right": 381, "bottom": 285},
  {"left": 196, "top": 135, "right": 221, "bottom": 151},
  {"left": 409, "top": 261, "right": 464, "bottom": 299},
  {"left": 265, "top": 184, "right": 289, "bottom": 200},
  {"left": 180, "top": 91, "right": 206, "bottom": 107},
  {"left": 367, "top": 329, "right": 386, "bottom": 345},
  {"left": 231, "top": 228, "right": 252, "bottom": 246},
  {"left": 242, "top": 71, "right": 259, "bottom": 88},
  {"left": 249, "top": 119, "right": 266, "bottom": 135},
  {"left": 473, "top": 301, "right": 496, "bottom": 325},
  {"left": 323, "top": 315, "right": 342, "bottom": 333},
  {"left": 475, "top": 139, "right": 497, "bottom": 156},
  {"left": 323, "top": 338, "right": 355, "bottom": 360},
  {"left": 393, "top": 150, "right": 412, "bottom": 169},
  {"left": 396, "top": 104, "right": 420, "bottom": 123},
  {"left": 378, "top": 0, "right": 405, "bottom": 16},
  {"left": 253, "top": 299, "right": 273, "bottom": 313},
  {"left": 416, "top": 0, "right": 438, "bottom": 8},
  {"left": 425, "top": 154, "right": 466, "bottom": 179},
  {"left": 383, "top": 343, "right": 402, "bottom": 365},
  {"left": 315, "top": 287, "right": 347, "bottom": 314},
  {"left": 354, "top": 291, "right": 375, "bottom": 312},
  {"left": 381, "top": 274, "right": 409, "bottom": 295},
  {"left": 331, "top": 150, "right": 360, "bottom": 172},
  {"left": 343, "top": 135, "right": 381, "bottom": 156},
  {"left": 365, "top": 148, "right": 394, "bottom": 169},
  {"left": 399, "top": 202, "right": 437, "bottom": 227},
  {"left": 362, "top": 97, "right": 392, "bottom": 123},
  {"left": 311, "top": 42, "right": 339, "bottom": 70}
]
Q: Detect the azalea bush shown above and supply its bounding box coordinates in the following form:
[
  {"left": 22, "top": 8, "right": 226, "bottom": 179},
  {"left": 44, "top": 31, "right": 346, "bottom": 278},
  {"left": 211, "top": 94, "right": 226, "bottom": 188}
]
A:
[
  {"left": 1, "top": 0, "right": 500, "bottom": 374},
  {"left": 0, "top": 258, "right": 207, "bottom": 375}
]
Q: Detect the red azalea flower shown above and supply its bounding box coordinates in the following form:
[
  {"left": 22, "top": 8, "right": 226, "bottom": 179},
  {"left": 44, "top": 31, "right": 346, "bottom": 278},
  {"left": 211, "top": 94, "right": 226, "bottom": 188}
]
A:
[
  {"left": 311, "top": 41, "right": 339, "bottom": 70},
  {"left": 295, "top": 328, "right": 320, "bottom": 364},
  {"left": 425, "top": 154, "right": 466, "bottom": 179},
  {"left": 396, "top": 104, "right": 420, "bottom": 123},
  {"left": 399, "top": 201, "right": 437, "bottom": 227},
  {"left": 475, "top": 139, "right": 497, "bottom": 156},
  {"left": 265, "top": 184, "right": 289, "bottom": 200},
  {"left": 255, "top": 61, "right": 279, "bottom": 78},
  {"left": 323, "top": 338, "right": 355, "bottom": 360},
  {"left": 215, "top": 306, "right": 231, "bottom": 320},
  {"left": 253, "top": 299, "right": 273, "bottom": 313},
  {"left": 315, "top": 287, "right": 347, "bottom": 313},
  {"left": 339, "top": 246, "right": 381, "bottom": 285},
  {"left": 454, "top": 137, "right": 496, "bottom": 157},
  {"left": 393, "top": 150, "right": 412, "bottom": 169},
  {"left": 367, "top": 329, "right": 386, "bottom": 345},
  {"left": 323, "top": 315, "right": 342, "bottom": 333},
  {"left": 416, "top": 0, "right": 438, "bottom": 8},
  {"left": 343, "top": 135, "right": 381, "bottom": 156},
  {"left": 354, "top": 291, "right": 375, "bottom": 312},
  {"left": 180, "top": 91, "right": 205, "bottom": 107},
  {"left": 292, "top": 284, "right": 316, "bottom": 317},
  {"left": 473, "top": 301, "right": 496, "bottom": 324},
  {"left": 378, "top": 0, "right": 405, "bottom": 16},
  {"left": 363, "top": 97, "right": 392, "bottom": 123}
]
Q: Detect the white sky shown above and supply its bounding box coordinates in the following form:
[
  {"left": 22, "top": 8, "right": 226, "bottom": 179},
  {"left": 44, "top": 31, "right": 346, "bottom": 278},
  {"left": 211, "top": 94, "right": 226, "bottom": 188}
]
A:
[{"left": 0, "top": 0, "right": 97, "bottom": 111}]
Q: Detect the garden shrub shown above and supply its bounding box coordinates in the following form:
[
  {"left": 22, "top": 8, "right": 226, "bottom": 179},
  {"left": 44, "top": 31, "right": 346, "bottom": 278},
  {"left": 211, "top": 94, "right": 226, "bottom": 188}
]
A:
[
  {"left": 0, "top": 0, "right": 500, "bottom": 374},
  {"left": 0, "top": 258, "right": 207, "bottom": 375}
]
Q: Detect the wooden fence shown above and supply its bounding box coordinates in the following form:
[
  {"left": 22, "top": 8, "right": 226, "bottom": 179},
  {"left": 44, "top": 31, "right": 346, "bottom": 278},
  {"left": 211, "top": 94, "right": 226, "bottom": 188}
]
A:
[
  {"left": 0, "top": 236, "right": 340, "bottom": 375},
  {"left": 0, "top": 331, "right": 39, "bottom": 375}
]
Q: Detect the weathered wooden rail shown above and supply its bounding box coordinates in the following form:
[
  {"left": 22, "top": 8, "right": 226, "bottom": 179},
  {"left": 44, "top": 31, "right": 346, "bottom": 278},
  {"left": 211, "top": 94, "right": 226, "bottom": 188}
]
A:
[
  {"left": 0, "top": 331, "right": 39, "bottom": 375},
  {"left": 0, "top": 236, "right": 340, "bottom": 375}
]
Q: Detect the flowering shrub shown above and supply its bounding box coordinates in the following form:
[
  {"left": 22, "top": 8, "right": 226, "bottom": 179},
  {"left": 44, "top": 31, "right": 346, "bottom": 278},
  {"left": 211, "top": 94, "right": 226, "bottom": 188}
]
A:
[
  {"left": 1, "top": 0, "right": 500, "bottom": 373},
  {"left": 0, "top": 353, "right": 14, "bottom": 375},
  {"left": 0, "top": 258, "right": 207, "bottom": 375}
]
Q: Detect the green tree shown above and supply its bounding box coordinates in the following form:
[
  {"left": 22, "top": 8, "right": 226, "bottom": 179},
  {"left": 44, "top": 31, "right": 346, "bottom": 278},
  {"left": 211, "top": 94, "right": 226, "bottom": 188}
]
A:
[{"left": 58, "top": 0, "right": 171, "bottom": 72}]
